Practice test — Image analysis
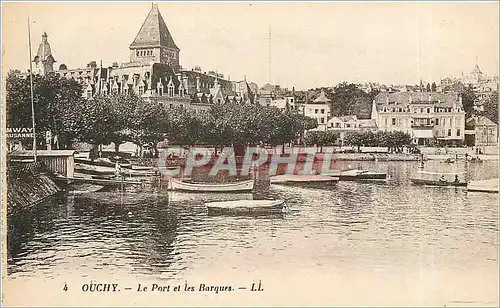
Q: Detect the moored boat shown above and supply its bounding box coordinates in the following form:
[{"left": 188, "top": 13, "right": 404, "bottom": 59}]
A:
[
  {"left": 205, "top": 199, "right": 287, "bottom": 215},
  {"left": 169, "top": 178, "right": 254, "bottom": 192},
  {"left": 339, "top": 169, "right": 387, "bottom": 181},
  {"left": 75, "top": 163, "right": 156, "bottom": 177},
  {"left": 270, "top": 174, "right": 339, "bottom": 187}
]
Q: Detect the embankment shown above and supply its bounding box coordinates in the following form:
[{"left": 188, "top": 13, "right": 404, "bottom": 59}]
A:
[{"left": 7, "top": 162, "right": 61, "bottom": 213}]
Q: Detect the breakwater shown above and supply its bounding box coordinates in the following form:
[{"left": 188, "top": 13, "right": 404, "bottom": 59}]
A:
[{"left": 7, "top": 161, "right": 61, "bottom": 213}]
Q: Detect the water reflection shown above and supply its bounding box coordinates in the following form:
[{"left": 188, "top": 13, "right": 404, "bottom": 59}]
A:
[{"left": 7, "top": 161, "right": 498, "bottom": 289}]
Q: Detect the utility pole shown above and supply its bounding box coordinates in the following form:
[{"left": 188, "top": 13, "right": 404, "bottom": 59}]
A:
[
  {"left": 268, "top": 24, "right": 272, "bottom": 84},
  {"left": 28, "top": 17, "right": 37, "bottom": 161}
]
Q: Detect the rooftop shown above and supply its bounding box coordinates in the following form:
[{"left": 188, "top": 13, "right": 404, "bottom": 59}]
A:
[
  {"left": 130, "top": 4, "right": 180, "bottom": 51},
  {"left": 374, "top": 91, "right": 460, "bottom": 108}
]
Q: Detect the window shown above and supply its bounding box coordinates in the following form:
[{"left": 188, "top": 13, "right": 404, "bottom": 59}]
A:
[
  {"left": 383, "top": 107, "right": 387, "bottom": 112},
  {"left": 398, "top": 108, "right": 402, "bottom": 112},
  {"left": 138, "top": 85, "right": 144, "bottom": 96},
  {"left": 320, "top": 118, "right": 324, "bottom": 124},
  {"left": 457, "top": 129, "right": 461, "bottom": 136},
  {"left": 392, "top": 118, "right": 396, "bottom": 125},
  {"left": 169, "top": 104, "right": 173, "bottom": 108},
  {"left": 436, "top": 119, "right": 439, "bottom": 125},
  {"left": 346, "top": 124, "right": 351, "bottom": 128},
  {"left": 420, "top": 108, "right": 423, "bottom": 113},
  {"left": 384, "top": 118, "right": 388, "bottom": 126},
  {"left": 427, "top": 108, "right": 430, "bottom": 113},
  {"left": 315, "top": 109, "right": 318, "bottom": 114},
  {"left": 86, "top": 89, "right": 92, "bottom": 98},
  {"left": 414, "top": 108, "right": 417, "bottom": 113},
  {"left": 448, "top": 129, "right": 452, "bottom": 137},
  {"left": 321, "top": 109, "right": 325, "bottom": 114},
  {"left": 335, "top": 123, "right": 340, "bottom": 128},
  {"left": 449, "top": 118, "right": 452, "bottom": 126},
  {"left": 217, "top": 98, "right": 221, "bottom": 103}
]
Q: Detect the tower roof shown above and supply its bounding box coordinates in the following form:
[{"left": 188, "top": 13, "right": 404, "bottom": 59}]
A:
[
  {"left": 472, "top": 63, "right": 482, "bottom": 75},
  {"left": 130, "top": 4, "right": 180, "bottom": 51},
  {"left": 313, "top": 90, "right": 331, "bottom": 103},
  {"left": 34, "top": 32, "right": 56, "bottom": 62}
]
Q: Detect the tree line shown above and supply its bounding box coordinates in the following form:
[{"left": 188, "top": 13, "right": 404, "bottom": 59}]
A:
[
  {"left": 343, "top": 130, "right": 413, "bottom": 153},
  {"left": 6, "top": 73, "right": 318, "bottom": 155}
]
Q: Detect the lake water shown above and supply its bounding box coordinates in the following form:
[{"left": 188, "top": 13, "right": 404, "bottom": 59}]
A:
[{"left": 6, "top": 160, "right": 499, "bottom": 306}]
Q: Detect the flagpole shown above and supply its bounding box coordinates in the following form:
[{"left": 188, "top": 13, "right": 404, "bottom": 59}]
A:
[{"left": 28, "top": 17, "right": 37, "bottom": 161}]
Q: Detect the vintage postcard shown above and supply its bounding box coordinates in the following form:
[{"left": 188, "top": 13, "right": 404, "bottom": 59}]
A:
[{"left": 1, "top": 1, "right": 499, "bottom": 306}]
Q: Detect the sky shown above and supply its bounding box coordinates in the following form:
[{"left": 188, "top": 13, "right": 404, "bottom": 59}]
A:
[{"left": 2, "top": 1, "right": 499, "bottom": 90}]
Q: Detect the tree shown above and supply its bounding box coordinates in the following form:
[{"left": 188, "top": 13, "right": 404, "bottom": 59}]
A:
[
  {"left": 75, "top": 93, "right": 141, "bottom": 152},
  {"left": 426, "top": 83, "right": 431, "bottom": 92},
  {"left": 431, "top": 82, "right": 437, "bottom": 92},
  {"left": 330, "top": 82, "right": 374, "bottom": 119},
  {"left": 6, "top": 72, "right": 85, "bottom": 148},
  {"left": 460, "top": 84, "right": 477, "bottom": 120},
  {"left": 343, "top": 131, "right": 364, "bottom": 152},
  {"left": 481, "top": 91, "right": 498, "bottom": 124},
  {"left": 303, "top": 131, "right": 326, "bottom": 152}
]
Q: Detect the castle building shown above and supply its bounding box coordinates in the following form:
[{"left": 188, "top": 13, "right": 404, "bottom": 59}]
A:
[
  {"left": 20, "top": 4, "right": 254, "bottom": 113},
  {"left": 371, "top": 92, "right": 466, "bottom": 146}
]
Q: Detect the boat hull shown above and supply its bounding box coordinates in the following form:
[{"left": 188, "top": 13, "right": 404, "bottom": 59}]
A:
[
  {"left": 169, "top": 178, "right": 254, "bottom": 192},
  {"left": 75, "top": 163, "right": 156, "bottom": 177},
  {"left": 410, "top": 178, "right": 467, "bottom": 187},
  {"left": 206, "top": 199, "right": 287, "bottom": 216},
  {"left": 270, "top": 175, "right": 339, "bottom": 188},
  {"left": 339, "top": 169, "right": 387, "bottom": 181}
]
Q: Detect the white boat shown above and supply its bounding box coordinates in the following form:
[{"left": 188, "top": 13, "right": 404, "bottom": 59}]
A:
[
  {"left": 169, "top": 178, "right": 254, "bottom": 192},
  {"left": 270, "top": 174, "right": 339, "bottom": 185},
  {"left": 339, "top": 169, "right": 387, "bottom": 181},
  {"left": 205, "top": 199, "right": 287, "bottom": 215}
]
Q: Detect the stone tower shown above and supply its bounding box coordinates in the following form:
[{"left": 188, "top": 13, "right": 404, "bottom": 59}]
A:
[
  {"left": 129, "top": 4, "right": 180, "bottom": 70},
  {"left": 33, "top": 32, "right": 56, "bottom": 75}
]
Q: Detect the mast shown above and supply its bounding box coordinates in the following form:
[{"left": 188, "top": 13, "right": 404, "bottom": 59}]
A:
[
  {"left": 268, "top": 24, "right": 272, "bottom": 84},
  {"left": 28, "top": 17, "right": 37, "bottom": 161}
]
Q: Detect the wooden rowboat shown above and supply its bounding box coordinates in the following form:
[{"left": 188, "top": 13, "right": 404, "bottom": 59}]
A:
[
  {"left": 339, "top": 169, "right": 387, "bottom": 181},
  {"left": 410, "top": 178, "right": 467, "bottom": 187},
  {"left": 75, "top": 163, "right": 156, "bottom": 177},
  {"left": 410, "top": 171, "right": 467, "bottom": 187},
  {"left": 169, "top": 178, "right": 254, "bottom": 192},
  {"left": 270, "top": 175, "right": 339, "bottom": 187},
  {"left": 205, "top": 199, "right": 287, "bottom": 215}
]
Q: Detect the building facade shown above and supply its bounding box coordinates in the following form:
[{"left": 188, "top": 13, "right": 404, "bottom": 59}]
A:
[
  {"left": 371, "top": 92, "right": 466, "bottom": 146},
  {"left": 19, "top": 4, "right": 253, "bottom": 113},
  {"left": 304, "top": 90, "right": 331, "bottom": 131},
  {"left": 466, "top": 116, "right": 498, "bottom": 147}
]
